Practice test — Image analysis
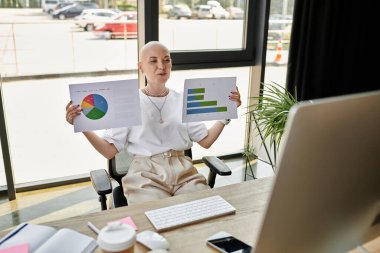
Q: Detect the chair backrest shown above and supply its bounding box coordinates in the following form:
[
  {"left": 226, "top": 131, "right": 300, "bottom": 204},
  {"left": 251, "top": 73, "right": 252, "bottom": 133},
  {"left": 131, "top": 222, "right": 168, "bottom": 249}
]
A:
[
  {"left": 108, "top": 148, "right": 193, "bottom": 186},
  {"left": 108, "top": 147, "right": 133, "bottom": 186}
]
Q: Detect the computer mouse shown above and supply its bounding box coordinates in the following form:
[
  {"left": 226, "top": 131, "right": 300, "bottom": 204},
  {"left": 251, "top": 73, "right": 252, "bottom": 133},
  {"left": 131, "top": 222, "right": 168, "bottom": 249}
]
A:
[{"left": 136, "top": 230, "right": 170, "bottom": 250}]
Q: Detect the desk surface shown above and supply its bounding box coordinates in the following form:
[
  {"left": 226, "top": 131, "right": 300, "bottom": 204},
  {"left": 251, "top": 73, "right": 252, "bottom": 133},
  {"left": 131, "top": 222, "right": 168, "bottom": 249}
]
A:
[
  {"left": 0, "top": 177, "right": 273, "bottom": 253},
  {"left": 61, "top": 177, "right": 273, "bottom": 253},
  {"left": 1, "top": 176, "right": 379, "bottom": 253}
]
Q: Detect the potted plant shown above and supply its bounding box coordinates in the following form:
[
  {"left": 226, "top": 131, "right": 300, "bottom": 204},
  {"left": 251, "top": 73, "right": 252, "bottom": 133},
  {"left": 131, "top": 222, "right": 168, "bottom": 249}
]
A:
[{"left": 245, "top": 82, "right": 298, "bottom": 173}]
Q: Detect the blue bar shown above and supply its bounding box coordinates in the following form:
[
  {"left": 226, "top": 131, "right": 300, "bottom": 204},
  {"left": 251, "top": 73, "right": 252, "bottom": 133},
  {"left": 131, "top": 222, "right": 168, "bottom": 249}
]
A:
[
  {"left": 187, "top": 107, "right": 219, "bottom": 114},
  {"left": 187, "top": 95, "right": 204, "bottom": 101},
  {"left": 187, "top": 101, "right": 217, "bottom": 108},
  {"left": 187, "top": 102, "right": 201, "bottom": 107},
  {"left": 188, "top": 88, "right": 205, "bottom": 94}
]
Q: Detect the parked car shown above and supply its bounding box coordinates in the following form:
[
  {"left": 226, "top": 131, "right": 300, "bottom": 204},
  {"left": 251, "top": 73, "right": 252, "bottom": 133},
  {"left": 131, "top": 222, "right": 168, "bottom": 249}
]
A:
[
  {"left": 54, "top": 1, "right": 74, "bottom": 11},
  {"left": 42, "top": 0, "right": 69, "bottom": 13},
  {"left": 209, "top": 5, "right": 230, "bottom": 19},
  {"left": 162, "top": 4, "right": 173, "bottom": 13},
  {"left": 74, "top": 8, "right": 118, "bottom": 31},
  {"left": 192, "top": 5, "right": 212, "bottom": 19},
  {"left": 206, "top": 0, "right": 221, "bottom": 8},
  {"left": 268, "top": 14, "right": 292, "bottom": 40},
  {"left": 167, "top": 4, "right": 191, "bottom": 19},
  {"left": 226, "top": 6, "right": 244, "bottom": 19},
  {"left": 51, "top": 2, "right": 98, "bottom": 19},
  {"left": 94, "top": 12, "right": 137, "bottom": 39},
  {"left": 269, "top": 14, "right": 292, "bottom": 30}
]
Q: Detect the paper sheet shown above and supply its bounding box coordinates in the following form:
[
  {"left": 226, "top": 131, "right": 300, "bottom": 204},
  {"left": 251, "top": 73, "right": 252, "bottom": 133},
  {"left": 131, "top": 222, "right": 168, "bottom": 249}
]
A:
[
  {"left": 34, "top": 229, "right": 97, "bottom": 253},
  {"left": 69, "top": 79, "right": 142, "bottom": 132},
  {"left": 182, "top": 77, "right": 238, "bottom": 123}
]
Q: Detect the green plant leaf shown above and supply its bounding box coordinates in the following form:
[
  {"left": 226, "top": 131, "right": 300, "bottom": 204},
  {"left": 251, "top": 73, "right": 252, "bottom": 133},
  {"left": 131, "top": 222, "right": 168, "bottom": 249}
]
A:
[{"left": 247, "top": 82, "right": 298, "bottom": 151}]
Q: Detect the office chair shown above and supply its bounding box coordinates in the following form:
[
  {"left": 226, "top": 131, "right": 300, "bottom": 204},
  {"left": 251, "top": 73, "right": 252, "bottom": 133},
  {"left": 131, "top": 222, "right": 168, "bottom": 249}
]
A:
[{"left": 90, "top": 148, "right": 232, "bottom": 210}]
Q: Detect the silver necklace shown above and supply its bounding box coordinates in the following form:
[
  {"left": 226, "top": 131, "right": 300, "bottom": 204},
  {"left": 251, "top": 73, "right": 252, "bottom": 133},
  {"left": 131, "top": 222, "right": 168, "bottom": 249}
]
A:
[
  {"left": 144, "top": 87, "right": 168, "bottom": 97},
  {"left": 145, "top": 93, "right": 168, "bottom": 124}
]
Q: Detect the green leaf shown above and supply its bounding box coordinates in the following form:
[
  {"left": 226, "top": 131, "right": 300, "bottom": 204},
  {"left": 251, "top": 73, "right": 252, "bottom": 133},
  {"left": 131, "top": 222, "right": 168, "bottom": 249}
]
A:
[{"left": 247, "top": 82, "right": 298, "bottom": 152}]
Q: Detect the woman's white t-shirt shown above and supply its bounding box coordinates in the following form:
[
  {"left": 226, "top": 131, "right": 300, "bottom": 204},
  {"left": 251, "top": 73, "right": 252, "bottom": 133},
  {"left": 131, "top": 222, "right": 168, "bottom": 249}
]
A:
[{"left": 102, "top": 89, "right": 208, "bottom": 156}]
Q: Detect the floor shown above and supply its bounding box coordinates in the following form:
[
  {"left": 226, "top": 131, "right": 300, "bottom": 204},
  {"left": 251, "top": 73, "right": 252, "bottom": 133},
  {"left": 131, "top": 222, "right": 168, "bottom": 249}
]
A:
[{"left": 0, "top": 157, "right": 274, "bottom": 233}]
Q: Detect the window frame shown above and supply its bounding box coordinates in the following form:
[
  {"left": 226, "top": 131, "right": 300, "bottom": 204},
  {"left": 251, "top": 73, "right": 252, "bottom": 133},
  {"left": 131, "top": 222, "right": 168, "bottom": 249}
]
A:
[{"left": 143, "top": 0, "right": 266, "bottom": 70}]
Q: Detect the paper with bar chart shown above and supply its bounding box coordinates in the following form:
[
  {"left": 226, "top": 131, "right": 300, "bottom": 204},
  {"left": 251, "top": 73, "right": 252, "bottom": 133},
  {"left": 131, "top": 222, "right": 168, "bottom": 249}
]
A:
[
  {"left": 69, "top": 79, "right": 141, "bottom": 132},
  {"left": 182, "top": 77, "right": 238, "bottom": 123}
]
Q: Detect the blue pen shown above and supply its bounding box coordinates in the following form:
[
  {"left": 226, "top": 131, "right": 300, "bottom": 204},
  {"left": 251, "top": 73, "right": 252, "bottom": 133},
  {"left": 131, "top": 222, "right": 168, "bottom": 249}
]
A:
[{"left": 0, "top": 223, "right": 28, "bottom": 246}]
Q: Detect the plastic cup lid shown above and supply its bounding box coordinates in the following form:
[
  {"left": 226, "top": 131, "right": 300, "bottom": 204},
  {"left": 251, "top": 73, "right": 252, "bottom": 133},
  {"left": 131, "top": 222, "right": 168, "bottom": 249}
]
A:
[{"left": 97, "top": 222, "right": 136, "bottom": 252}]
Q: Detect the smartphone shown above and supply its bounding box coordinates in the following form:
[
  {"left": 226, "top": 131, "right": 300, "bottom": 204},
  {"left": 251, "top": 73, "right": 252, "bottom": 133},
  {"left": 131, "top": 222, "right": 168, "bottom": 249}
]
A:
[{"left": 206, "top": 231, "right": 252, "bottom": 253}]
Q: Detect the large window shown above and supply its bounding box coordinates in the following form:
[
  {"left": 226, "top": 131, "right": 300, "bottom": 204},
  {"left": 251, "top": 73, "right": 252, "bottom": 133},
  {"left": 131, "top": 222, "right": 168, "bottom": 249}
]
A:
[{"left": 0, "top": 0, "right": 265, "bottom": 193}]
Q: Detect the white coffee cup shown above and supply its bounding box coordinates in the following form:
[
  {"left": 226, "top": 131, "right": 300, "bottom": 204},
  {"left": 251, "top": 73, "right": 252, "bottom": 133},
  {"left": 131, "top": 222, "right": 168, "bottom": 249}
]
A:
[{"left": 97, "top": 221, "right": 136, "bottom": 253}]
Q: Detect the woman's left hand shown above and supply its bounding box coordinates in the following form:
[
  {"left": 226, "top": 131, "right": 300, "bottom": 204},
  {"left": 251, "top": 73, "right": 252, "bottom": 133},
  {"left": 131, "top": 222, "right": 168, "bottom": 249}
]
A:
[{"left": 229, "top": 86, "right": 242, "bottom": 107}]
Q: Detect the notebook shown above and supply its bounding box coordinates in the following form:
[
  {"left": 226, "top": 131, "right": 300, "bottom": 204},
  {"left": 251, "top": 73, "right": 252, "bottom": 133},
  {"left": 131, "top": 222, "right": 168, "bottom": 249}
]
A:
[
  {"left": 253, "top": 90, "right": 380, "bottom": 253},
  {"left": 0, "top": 223, "right": 97, "bottom": 253}
]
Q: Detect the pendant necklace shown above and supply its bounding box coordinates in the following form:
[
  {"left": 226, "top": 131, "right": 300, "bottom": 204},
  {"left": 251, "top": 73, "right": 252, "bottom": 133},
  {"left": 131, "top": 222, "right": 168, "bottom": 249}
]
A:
[{"left": 145, "top": 91, "right": 168, "bottom": 124}]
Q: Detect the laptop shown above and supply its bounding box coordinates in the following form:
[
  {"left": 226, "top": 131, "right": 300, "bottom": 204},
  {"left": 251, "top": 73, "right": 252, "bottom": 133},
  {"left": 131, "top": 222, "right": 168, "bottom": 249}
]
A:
[{"left": 253, "top": 90, "right": 380, "bottom": 253}]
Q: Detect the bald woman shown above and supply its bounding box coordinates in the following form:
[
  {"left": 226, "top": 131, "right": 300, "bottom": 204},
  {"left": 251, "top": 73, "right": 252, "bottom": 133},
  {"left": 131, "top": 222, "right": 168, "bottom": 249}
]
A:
[{"left": 65, "top": 41, "right": 241, "bottom": 205}]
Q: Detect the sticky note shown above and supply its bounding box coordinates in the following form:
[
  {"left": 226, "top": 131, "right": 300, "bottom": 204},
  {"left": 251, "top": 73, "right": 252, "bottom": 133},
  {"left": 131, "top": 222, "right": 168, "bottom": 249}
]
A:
[
  {"left": 0, "top": 243, "right": 29, "bottom": 253},
  {"left": 108, "top": 216, "right": 137, "bottom": 230}
]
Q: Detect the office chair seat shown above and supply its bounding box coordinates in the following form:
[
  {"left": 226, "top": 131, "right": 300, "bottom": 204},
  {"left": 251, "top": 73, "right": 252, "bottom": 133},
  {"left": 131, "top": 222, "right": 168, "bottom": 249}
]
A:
[{"left": 90, "top": 148, "right": 232, "bottom": 210}]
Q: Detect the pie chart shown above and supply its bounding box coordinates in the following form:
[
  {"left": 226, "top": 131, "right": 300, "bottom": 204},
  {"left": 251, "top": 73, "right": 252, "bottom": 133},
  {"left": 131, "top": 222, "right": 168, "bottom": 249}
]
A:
[{"left": 81, "top": 94, "right": 108, "bottom": 120}]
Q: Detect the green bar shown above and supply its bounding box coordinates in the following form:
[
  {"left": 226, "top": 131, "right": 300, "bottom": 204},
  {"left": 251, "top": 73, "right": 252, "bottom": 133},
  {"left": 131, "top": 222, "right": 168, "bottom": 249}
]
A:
[
  {"left": 188, "top": 95, "right": 204, "bottom": 101},
  {"left": 188, "top": 88, "right": 205, "bottom": 94},
  {"left": 217, "top": 107, "right": 228, "bottom": 112},
  {"left": 200, "top": 101, "right": 217, "bottom": 106}
]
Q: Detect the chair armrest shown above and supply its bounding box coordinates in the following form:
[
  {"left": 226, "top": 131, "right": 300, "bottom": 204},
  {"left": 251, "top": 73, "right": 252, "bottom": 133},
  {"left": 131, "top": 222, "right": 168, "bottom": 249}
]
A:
[
  {"left": 90, "top": 169, "right": 112, "bottom": 195},
  {"left": 202, "top": 156, "right": 231, "bottom": 176}
]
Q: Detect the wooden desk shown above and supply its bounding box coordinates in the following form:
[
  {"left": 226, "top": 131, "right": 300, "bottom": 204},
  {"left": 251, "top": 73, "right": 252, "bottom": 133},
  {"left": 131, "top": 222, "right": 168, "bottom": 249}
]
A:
[
  {"left": 0, "top": 177, "right": 274, "bottom": 253},
  {"left": 2, "top": 176, "right": 379, "bottom": 252}
]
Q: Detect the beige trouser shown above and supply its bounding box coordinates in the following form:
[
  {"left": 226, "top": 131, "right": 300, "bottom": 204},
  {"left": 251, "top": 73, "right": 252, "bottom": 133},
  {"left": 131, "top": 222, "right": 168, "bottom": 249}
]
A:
[{"left": 122, "top": 150, "right": 210, "bottom": 205}]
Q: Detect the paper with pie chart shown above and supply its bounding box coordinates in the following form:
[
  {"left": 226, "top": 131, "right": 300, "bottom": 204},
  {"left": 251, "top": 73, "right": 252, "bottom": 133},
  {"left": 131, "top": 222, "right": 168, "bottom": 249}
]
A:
[
  {"left": 69, "top": 79, "right": 141, "bottom": 132},
  {"left": 182, "top": 77, "right": 238, "bottom": 123}
]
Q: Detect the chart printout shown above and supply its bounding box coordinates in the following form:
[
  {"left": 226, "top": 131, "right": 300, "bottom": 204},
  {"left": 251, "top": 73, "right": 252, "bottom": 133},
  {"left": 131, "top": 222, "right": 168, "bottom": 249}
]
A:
[
  {"left": 69, "top": 79, "right": 141, "bottom": 132},
  {"left": 182, "top": 77, "right": 238, "bottom": 123}
]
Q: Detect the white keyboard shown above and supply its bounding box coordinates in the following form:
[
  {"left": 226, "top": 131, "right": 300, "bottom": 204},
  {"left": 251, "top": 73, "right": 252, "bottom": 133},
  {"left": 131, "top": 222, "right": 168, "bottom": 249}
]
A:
[{"left": 145, "top": 195, "right": 236, "bottom": 231}]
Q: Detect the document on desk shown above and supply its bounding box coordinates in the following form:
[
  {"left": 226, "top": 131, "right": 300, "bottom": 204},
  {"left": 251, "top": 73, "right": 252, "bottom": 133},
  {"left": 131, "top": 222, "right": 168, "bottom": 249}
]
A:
[
  {"left": 69, "top": 79, "right": 142, "bottom": 132},
  {"left": 182, "top": 77, "right": 238, "bottom": 123},
  {"left": 0, "top": 223, "right": 97, "bottom": 253}
]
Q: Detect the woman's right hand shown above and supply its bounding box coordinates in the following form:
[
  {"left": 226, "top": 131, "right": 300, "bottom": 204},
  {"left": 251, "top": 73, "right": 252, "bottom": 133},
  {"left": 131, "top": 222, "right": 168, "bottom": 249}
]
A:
[{"left": 65, "top": 101, "right": 82, "bottom": 125}]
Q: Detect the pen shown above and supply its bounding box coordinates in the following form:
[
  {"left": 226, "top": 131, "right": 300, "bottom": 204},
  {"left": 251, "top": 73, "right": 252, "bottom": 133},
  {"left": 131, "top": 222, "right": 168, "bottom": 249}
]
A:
[
  {"left": 87, "top": 221, "right": 100, "bottom": 235},
  {"left": 0, "top": 223, "right": 28, "bottom": 245}
]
